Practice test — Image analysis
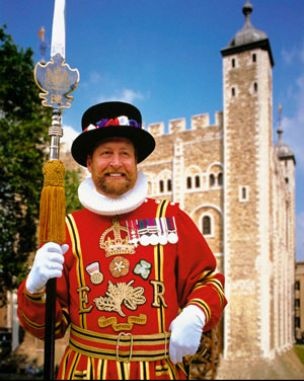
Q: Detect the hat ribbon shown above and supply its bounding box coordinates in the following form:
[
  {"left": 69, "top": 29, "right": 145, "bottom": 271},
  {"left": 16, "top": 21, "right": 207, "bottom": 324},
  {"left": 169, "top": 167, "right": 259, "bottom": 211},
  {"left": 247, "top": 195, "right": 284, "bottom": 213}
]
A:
[{"left": 84, "top": 116, "right": 140, "bottom": 132}]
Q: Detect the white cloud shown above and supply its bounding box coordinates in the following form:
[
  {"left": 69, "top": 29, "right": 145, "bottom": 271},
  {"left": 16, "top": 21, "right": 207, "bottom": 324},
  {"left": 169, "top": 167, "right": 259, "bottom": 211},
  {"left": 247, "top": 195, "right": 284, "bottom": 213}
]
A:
[
  {"left": 281, "top": 40, "right": 304, "bottom": 65},
  {"left": 97, "top": 88, "right": 145, "bottom": 104},
  {"left": 81, "top": 71, "right": 104, "bottom": 89},
  {"left": 61, "top": 124, "right": 79, "bottom": 151}
]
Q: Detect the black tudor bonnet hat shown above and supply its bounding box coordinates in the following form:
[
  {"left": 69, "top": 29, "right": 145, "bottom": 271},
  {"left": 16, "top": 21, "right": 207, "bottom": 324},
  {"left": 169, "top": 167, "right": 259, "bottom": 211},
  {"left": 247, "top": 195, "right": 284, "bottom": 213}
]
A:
[{"left": 71, "top": 101, "right": 156, "bottom": 167}]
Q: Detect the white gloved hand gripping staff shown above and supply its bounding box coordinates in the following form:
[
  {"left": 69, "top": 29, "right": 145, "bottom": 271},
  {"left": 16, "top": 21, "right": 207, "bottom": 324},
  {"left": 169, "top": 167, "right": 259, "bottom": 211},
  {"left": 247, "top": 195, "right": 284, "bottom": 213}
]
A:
[
  {"left": 169, "top": 304, "right": 206, "bottom": 364},
  {"left": 25, "top": 242, "right": 69, "bottom": 294}
]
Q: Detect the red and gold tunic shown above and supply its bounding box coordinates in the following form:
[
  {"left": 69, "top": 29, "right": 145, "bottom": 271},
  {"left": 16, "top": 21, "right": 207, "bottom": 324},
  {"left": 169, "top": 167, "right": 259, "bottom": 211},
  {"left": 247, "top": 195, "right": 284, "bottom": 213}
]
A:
[{"left": 17, "top": 198, "right": 226, "bottom": 380}]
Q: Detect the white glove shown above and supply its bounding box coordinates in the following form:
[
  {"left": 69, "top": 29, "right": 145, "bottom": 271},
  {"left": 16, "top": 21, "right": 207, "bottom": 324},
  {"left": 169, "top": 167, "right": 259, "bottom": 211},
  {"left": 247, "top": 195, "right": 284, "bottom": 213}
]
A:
[
  {"left": 169, "top": 305, "right": 206, "bottom": 364},
  {"left": 25, "top": 242, "right": 69, "bottom": 294}
]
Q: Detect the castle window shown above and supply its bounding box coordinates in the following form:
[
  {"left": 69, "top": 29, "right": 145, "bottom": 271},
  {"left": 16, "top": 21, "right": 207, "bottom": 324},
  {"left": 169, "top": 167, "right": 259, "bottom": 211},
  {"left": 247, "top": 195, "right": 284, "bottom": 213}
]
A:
[
  {"left": 167, "top": 179, "right": 172, "bottom": 192},
  {"left": 218, "top": 172, "right": 223, "bottom": 186},
  {"left": 147, "top": 180, "right": 152, "bottom": 194},
  {"left": 156, "top": 170, "right": 172, "bottom": 195},
  {"left": 232, "top": 58, "right": 236, "bottom": 68},
  {"left": 252, "top": 53, "right": 257, "bottom": 62},
  {"left": 242, "top": 187, "right": 246, "bottom": 199},
  {"left": 185, "top": 166, "right": 202, "bottom": 192},
  {"left": 239, "top": 185, "right": 249, "bottom": 202},
  {"left": 159, "top": 180, "right": 164, "bottom": 193},
  {"left": 295, "top": 299, "right": 300, "bottom": 308},
  {"left": 254, "top": 82, "right": 258, "bottom": 92},
  {"left": 187, "top": 176, "right": 192, "bottom": 189},
  {"left": 202, "top": 215, "right": 212, "bottom": 235},
  {"left": 209, "top": 174, "right": 215, "bottom": 187},
  {"left": 231, "top": 87, "right": 236, "bottom": 97},
  {"left": 195, "top": 175, "right": 200, "bottom": 188}
]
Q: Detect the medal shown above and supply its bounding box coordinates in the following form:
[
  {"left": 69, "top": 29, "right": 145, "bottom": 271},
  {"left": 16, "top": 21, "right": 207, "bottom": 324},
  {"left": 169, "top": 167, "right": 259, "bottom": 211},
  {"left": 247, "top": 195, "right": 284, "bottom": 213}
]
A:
[
  {"left": 137, "top": 219, "right": 150, "bottom": 246},
  {"left": 166, "top": 217, "right": 179, "bottom": 244},
  {"left": 90, "top": 272, "right": 104, "bottom": 285},
  {"left": 86, "top": 262, "right": 104, "bottom": 285},
  {"left": 147, "top": 218, "right": 159, "bottom": 245},
  {"left": 157, "top": 218, "right": 168, "bottom": 245},
  {"left": 125, "top": 219, "right": 139, "bottom": 245}
]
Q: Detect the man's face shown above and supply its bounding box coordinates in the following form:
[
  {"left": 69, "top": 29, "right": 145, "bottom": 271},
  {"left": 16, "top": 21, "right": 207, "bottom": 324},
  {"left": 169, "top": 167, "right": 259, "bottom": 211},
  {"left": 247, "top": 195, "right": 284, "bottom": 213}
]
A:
[{"left": 87, "top": 137, "right": 138, "bottom": 198}]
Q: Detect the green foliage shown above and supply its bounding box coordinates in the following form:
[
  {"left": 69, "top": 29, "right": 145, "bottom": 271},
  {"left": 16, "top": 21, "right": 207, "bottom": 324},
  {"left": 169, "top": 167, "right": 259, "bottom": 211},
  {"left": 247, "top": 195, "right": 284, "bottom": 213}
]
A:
[
  {"left": 0, "top": 25, "right": 51, "bottom": 305},
  {"left": 294, "top": 344, "right": 304, "bottom": 364},
  {"left": 65, "top": 169, "right": 82, "bottom": 213}
]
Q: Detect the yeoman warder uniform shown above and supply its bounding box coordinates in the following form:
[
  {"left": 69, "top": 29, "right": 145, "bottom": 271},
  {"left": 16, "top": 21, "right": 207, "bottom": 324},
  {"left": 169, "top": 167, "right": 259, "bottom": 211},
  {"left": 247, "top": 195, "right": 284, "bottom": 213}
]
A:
[{"left": 17, "top": 102, "right": 227, "bottom": 380}]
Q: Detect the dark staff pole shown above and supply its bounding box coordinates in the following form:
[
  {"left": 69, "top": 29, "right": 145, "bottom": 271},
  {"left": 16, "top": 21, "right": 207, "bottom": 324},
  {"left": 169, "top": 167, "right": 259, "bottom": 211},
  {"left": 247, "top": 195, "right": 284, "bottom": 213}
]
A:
[{"left": 33, "top": 0, "right": 79, "bottom": 378}]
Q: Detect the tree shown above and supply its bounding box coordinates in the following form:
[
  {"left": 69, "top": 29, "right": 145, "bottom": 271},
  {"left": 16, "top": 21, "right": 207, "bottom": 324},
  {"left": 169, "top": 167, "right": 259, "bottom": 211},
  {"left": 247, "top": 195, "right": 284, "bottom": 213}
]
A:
[
  {"left": 0, "top": 25, "right": 51, "bottom": 306},
  {"left": 65, "top": 169, "right": 82, "bottom": 213}
]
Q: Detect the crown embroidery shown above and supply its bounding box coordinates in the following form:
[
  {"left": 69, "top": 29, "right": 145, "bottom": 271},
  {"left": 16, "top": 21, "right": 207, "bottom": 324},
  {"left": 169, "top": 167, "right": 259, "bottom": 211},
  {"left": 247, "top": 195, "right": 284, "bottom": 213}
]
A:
[{"left": 100, "top": 218, "right": 136, "bottom": 257}]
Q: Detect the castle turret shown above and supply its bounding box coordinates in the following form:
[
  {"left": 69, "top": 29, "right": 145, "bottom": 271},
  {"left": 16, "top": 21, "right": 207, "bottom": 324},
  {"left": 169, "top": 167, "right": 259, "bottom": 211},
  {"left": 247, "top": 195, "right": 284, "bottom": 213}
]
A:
[
  {"left": 218, "top": 1, "right": 297, "bottom": 377},
  {"left": 221, "top": 0, "right": 274, "bottom": 364}
]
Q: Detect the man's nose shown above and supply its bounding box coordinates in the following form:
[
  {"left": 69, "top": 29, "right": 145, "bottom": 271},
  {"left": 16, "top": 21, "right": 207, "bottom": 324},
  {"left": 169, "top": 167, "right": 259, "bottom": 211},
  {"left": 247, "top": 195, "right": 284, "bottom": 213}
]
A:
[{"left": 110, "top": 154, "right": 121, "bottom": 166}]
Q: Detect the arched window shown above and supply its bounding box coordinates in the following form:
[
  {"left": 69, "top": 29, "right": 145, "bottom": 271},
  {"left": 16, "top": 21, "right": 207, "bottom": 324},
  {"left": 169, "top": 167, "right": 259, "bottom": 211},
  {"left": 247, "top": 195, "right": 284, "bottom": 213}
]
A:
[
  {"left": 218, "top": 172, "right": 223, "bottom": 186},
  {"left": 187, "top": 176, "right": 192, "bottom": 189},
  {"left": 209, "top": 174, "right": 215, "bottom": 187},
  {"left": 202, "top": 216, "right": 211, "bottom": 235},
  {"left": 159, "top": 180, "right": 164, "bottom": 193},
  {"left": 195, "top": 175, "right": 200, "bottom": 188},
  {"left": 167, "top": 179, "right": 172, "bottom": 192}
]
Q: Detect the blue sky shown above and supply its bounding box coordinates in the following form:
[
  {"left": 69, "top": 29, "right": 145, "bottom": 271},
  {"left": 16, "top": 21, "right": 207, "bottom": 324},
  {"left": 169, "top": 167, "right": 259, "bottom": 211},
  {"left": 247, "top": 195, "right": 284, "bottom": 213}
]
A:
[{"left": 1, "top": 0, "right": 304, "bottom": 261}]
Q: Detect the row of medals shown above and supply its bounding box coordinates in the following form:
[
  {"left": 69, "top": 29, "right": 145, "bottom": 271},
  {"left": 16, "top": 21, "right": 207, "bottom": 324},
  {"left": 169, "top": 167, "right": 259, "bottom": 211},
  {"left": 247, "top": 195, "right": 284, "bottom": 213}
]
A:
[{"left": 126, "top": 216, "right": 179, "bottom": 246}]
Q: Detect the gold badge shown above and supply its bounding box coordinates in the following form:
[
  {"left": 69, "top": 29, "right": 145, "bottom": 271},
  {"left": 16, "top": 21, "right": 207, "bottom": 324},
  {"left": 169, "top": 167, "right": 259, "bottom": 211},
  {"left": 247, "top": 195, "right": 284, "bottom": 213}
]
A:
[
  {"left": 100, "top": 218, "right": 136, "bottom": 257},
  {"left": 109, "top": 256, "right": 130, "bottom": 278},
  {"left": 94, "top": 280, "right": 146, "bottom": 317}
]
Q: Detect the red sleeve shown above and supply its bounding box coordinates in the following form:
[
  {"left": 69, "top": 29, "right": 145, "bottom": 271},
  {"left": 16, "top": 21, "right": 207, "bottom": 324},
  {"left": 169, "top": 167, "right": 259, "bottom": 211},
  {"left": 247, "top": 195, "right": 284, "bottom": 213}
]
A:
[{"left": 174, "top": 206, "right": 227, "bottom": 331}]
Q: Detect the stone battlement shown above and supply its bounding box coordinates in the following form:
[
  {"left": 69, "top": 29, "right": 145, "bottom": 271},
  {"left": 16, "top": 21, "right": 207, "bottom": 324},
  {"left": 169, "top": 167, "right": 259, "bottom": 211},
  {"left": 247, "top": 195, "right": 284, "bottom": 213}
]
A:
[{"left": 146, "top": 111, "right": 223, "bottom": 136}]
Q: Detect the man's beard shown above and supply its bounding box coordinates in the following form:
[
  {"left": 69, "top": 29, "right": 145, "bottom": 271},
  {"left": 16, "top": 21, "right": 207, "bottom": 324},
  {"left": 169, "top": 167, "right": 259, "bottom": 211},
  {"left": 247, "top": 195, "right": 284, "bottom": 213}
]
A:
[{"left": 94, "top": 173, "right": 136, "bottom": 197}]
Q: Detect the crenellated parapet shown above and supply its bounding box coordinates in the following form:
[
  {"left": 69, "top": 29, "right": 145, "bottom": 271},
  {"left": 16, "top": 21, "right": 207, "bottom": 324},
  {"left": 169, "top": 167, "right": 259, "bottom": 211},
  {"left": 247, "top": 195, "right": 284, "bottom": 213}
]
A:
[{"left": 146, "top": 111, "right": 223, "bottom": 136}]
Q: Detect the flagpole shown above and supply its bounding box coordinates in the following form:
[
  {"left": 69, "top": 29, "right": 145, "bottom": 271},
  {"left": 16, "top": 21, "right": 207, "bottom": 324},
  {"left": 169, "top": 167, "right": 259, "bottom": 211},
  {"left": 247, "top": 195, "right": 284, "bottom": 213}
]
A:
[{"left": 34, "top": 1, "right": 79, "bottom": 379}]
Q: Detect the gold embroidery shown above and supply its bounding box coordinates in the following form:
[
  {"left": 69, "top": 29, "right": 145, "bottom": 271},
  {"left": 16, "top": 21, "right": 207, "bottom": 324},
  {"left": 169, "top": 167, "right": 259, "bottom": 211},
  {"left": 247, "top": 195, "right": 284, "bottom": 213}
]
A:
[
  {"left": 109, "top": 256, "right": 130, "bottom": 278},
  {"left": 98, "top": 314, "right": 147, "bottom": 331},
  {"left": 113, "top": 323, "right": 133, "bottom": 331},
  {"left": 150, "top": 280, "right": 168, "bottom": 308},
  {"left": 98, "top": 316, "right": 117, "bottom": 328},
  {"left": 77, "top": 286, "right": 93, "bottom": 314},
  {"left": 94, "top": 280, "right": 146, "bottom": 317},
  {"left": 128, "top": 314, "right": 147, "bottom": 325},
  {"left": 99, "top": 218, "right": 136, "bottom": 257}
]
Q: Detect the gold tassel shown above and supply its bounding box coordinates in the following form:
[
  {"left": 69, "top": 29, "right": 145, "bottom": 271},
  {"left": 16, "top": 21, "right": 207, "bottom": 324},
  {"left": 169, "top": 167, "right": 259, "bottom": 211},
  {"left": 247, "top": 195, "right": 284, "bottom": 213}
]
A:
[{"left": 38, "top": 160, "right": 66, "bottom": 245}]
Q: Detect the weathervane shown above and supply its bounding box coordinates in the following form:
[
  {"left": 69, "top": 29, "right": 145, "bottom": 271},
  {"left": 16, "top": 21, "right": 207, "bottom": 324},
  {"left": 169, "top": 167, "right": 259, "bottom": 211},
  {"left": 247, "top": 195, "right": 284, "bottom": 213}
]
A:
[{"left": 33, "top": 1, "right": 79, "bottom": 379}]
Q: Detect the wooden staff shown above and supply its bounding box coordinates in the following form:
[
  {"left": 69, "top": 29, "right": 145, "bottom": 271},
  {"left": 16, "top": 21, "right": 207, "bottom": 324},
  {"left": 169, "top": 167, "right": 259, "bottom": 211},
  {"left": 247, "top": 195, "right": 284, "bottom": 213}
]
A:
[{"left": 34, "top": 0, "right": 79, "bottom": 378}]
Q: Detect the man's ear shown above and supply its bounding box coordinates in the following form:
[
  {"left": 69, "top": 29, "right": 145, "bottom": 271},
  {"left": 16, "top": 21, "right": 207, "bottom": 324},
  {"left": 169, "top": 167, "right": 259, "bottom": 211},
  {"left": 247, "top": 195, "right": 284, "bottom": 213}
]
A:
[{"left": 86, "top": 155, "right": 92, "bottom": 172}]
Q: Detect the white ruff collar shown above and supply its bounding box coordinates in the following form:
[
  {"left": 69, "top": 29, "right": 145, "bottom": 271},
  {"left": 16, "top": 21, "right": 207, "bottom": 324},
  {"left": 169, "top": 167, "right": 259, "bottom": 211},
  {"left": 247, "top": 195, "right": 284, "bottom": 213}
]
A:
[{"left": 78, "top": 171, "right": 148, "bottom": 216}]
